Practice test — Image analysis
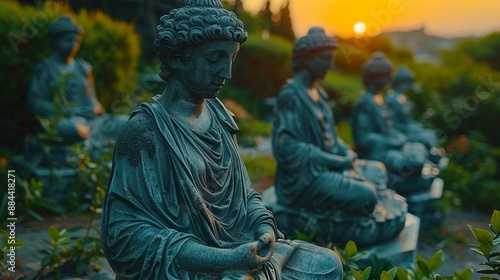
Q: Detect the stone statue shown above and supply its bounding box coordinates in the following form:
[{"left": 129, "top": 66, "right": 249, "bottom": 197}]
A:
[
  {"left": 26, "top": 15, "right": 127, "bottom": 165},
  {"left": 351, "top": 53, "right": 438, "bottom": 195},
  {"left": 100, "top": 1, "right": 342, "bottom": 279},
  {"left": 387, "top": 66, "right": 446, "bottom": 165},
  {"left": 270, "top": 28, "right": 407, "bottom": 247}
]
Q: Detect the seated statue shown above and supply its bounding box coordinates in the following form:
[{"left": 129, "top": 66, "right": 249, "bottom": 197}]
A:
[
  {"left": 100, "top": 1, "right": 342, "bottom": 279},
  {"left": 26, "top": 15, "right": 127, "bottom": 165},
  {"left": 387, "top": 66, "right": 446, "bottom": 166},
  {"left": 351, "top": 53, "right": 438, "bottom": 196},
  {"left": 270, "top": 28, "right": 407, "bottom": 247}
]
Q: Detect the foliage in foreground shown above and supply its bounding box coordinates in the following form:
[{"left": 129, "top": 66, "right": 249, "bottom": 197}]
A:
[{"left": 333, "top": 210, "right": 500, "bottom": 280}]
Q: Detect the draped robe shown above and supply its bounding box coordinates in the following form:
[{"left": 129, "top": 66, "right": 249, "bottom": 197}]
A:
[
  {"left": 272, "top": 82, "right": 385, "bottom": 216},
  {"left": 351, "top": 91, "right": 432, "bottom": 194},
  {"left": 101, "top": 97, "right": 341, "bottom": 279}
]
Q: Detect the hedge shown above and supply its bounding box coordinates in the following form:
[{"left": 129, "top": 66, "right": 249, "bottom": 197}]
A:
[{"left": 0, "top": 1, "right": 140, "bottom": 151}]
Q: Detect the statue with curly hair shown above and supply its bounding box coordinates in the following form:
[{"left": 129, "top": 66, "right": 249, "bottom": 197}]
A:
[
  {"left": 351, "top": 53, "right": 439, "bottom": 195},
  {"left": 100, "top": 1, "right": 342, "bottom": 279},
  {"left": 270, "top": 28, "right": 407, "bottom": 247}
]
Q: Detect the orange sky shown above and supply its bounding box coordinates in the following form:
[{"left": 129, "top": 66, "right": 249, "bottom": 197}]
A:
[{"left": 243, "top": 0, "right": 500, "bottom": 38}]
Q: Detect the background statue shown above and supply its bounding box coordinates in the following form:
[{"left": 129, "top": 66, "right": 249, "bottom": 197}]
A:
[
  {"left": 351, "top": 52, "right": 438, "bottom": 195},
  {"left": 26, "top": 15, "right": 127, "bottom": 164},
  {"left": 387, "top": 66, "right": 446, "bottom": 166},
  {"left": 270, "top": 28, "right": 407, "bottom": 247},
  {"left": 100, "top": 1, "right": 342, "bottom": 279}
]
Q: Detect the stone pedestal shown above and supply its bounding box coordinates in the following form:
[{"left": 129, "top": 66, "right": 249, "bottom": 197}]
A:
[
  {"left": 356, "top": 213, "right": 420, "bottom": 269},
  {"left": 406, "top": 177, "right": 444, "bottom": 229},
  {"left": 11, "top": 154, "right": 79, "bottom": 204},
  {"left": 262, "top": 186, "right": 407, "bottom": 248}
]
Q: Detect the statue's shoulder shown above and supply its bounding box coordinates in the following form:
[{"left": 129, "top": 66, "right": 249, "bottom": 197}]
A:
[
  {"left": 74, "top": 57, "right": 92, "bottom": 73},
  {"left": 114, "top": 109, "right": 158, "bottom": 162},
  {"left": 31, "top": 58, "right": 53, "bottom": 74},
  {"left": 276, "top": 81, "right": 300, "bottom": 106}
]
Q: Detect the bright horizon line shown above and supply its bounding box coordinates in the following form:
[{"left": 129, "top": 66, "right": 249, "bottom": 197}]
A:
[{"left": 242, "top": 0, "right": 500, "bottom": 39}]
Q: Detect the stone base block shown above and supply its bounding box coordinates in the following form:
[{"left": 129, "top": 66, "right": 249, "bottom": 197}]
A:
[
  {"left": 356, "top": 213, "right": 420, "bottom": 269},
  {"left": 406, "top": 177, "right": 444, "bottom": 229},
  {"left": 262, "top": 186, "right": 407, "bottom": 248}
]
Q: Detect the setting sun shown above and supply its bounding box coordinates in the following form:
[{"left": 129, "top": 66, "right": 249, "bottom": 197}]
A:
[{"left": 353, "top": 21, "right": 367, "bottom": 35}]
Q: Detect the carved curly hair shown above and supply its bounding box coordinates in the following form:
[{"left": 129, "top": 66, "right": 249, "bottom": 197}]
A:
[
  {"left": 362, "top": 52, "right": 393, "bottom": 87},
  {"left": 155, "top": 0, "right": 247, "bottom": 80},
  {"left": 292, "top": 27, "right": 337, "bottom": 72},
  {"left": 48, "top": 15, "right": 82, "bottom": 40},
  {"left": 391, "top": 65, "right": 414, "bottom": 87}
]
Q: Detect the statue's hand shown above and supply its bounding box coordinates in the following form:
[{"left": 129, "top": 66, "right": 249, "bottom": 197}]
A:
[
  {"left": 93, "top": 103, "right": 105, "bottom": 115},
  {"left": 343, "top": 154, "right": 357, "bottom": 168},
  {"left": 232, "top": 234, "right": 274, "bottom": 272},
  {"left": 76, "top": 124, "right": 90, "bottom": 139},
  {"left": 74, "top": 106, "right": 95, "bottom": 119}
]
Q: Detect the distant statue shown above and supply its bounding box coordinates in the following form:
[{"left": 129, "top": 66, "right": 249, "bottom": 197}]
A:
[
  {"left": 387, "top": 66, "right": 446, "bottom": 165},
  {"left": 351, "top": 52, "right": 437, "bottom": 195},
  {"left": 100, "top": 1, "right": 342, "bottom": 279},
  {"left": 26, "top": 15, "right": 127, "bottom": 165},
  {"left": 270, "top": 28, "right": 407, "bottom": 247}
]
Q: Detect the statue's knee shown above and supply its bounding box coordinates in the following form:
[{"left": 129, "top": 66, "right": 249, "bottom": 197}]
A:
[{"left": 283, "top": 242, "right": 343, "bottom": 279}]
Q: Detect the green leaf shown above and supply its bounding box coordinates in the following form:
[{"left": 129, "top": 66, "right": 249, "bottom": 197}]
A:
[
  {"left": 380, "top": 270, "right": 394, "bottom": 280},
  {"left": 417, "top": 260, "right": 431, "bottom": 277},
  {"left": 471, "top": 247, "right": 485, "bottom": 256},
  {"left": 482, "top": 260, "right": 500, "bottom": 267},
  {"left": 469, "top": 226, "right": 494, "bottom": 244},
  {"left": 477, "top": 269, "right": 497, "bottom": 274},
  {"left": 41, "top": 256, "right": 51, "bottom": 267},
  {"left": 360, "top": 266, "right": 372, "bottom": 280},
  {"left": 479, "top": 242, "right": 494, "bottom": 258},
  {"left": 55, "top": 267, "right": 62, "bottom": 279},
  {"left": 387, "top": 267, "right": 397, "bottom": 278},
  {"left": 491, "top": 210, "right": 500, "bottom": 233},
  {"left": 396, "top": 267, "right": 410, "bottom": 280},
  {"left": 14, "top": 239, "right": 24, "bottom": 247},
  {"left": 76, "top": 260, "right": 86, "bottom": 275},
  {"left": 351, "top": 267, "right": 364, "bottom": 280},
  {"left": 427, "top": 250, "right": 445, "bottom": 271},
  {"left": 48, "top": 226, "right": 60, "bottom": 241},
  {"left": 459, "top": 268, "right": 473, "bottom": 280},
  {"left": 1, "top": 230, "right": 9, "bottom": 246},
  {"left": 345, "top": 240, "right": 358, "bottom": 258}
]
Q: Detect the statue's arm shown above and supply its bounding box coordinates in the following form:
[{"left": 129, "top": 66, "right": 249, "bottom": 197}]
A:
[
  {"left": 277, "top": 132, "right": 354, "bottom": 170},
  {"left": 84, "top": 68, "right": 105, "bottom": 115},
  {"left": 353, "top": 104, "right": 387, "bottom": 148},
  {"left": 176, "top": 237, "right": 273, "bottom": 274},
  {"left": 27, "top": 63, "right": 57, "bottom": 118}
]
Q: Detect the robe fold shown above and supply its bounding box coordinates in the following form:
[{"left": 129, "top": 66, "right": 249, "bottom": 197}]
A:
[{"left": 101, "top": 97, "right": 278, "bottom": 279}]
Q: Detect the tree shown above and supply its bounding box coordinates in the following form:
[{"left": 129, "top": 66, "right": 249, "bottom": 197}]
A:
[{"left": 274, "top": 0, "right": 295, "bottom": 42}]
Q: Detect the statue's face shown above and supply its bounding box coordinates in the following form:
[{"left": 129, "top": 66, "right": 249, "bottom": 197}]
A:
[
  {"left": 396, "top": 80, "right": 413, "bottom": 93},
  {"left": 177, "top": 40, "right": 240, "bottom": 100},
  {"left": 53, "top": 32, "right": 81, "bottom": 59},
  {"left": 303, "top": 48, "right": 334, "bottom": 80}
]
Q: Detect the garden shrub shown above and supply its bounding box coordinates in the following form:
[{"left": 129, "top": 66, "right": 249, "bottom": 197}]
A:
[
  {"left": 226, "top": 33, "right": 293, "bottom": 119},
  {"left": 0, "top": 1, "right": 140, "bottom": 152}
]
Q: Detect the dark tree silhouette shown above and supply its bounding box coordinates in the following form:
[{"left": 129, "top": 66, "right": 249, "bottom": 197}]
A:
[{"left": 274, "top": 0, "right": 295, "bottom": 41}]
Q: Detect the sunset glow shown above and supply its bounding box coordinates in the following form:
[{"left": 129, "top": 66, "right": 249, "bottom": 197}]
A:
[
  {"left": 353, "top": 22, "right": 367, "bottom": 35},
  {"left": 243, "top": 0, "right": 500, "bottom": 38}
]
